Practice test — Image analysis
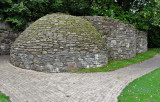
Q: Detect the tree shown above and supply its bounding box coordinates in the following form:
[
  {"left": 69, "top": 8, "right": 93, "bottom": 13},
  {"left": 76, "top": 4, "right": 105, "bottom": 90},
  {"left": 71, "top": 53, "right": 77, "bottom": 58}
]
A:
[
  {"left": 116, "top": 0, "right": 134, "bottom": 11},
  {"left": 155, "top": 0, "right": 160, "bottom": 5}
]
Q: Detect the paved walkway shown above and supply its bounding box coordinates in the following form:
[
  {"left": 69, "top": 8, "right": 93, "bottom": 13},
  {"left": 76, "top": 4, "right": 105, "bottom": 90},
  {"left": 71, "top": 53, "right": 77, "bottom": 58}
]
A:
[{"left": 0, "top": 55, "right": 160, "bottom": 102}]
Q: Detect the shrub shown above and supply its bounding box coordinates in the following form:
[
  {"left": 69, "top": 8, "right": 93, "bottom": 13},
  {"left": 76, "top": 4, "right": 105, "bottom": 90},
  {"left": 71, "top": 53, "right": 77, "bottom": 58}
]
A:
[
  {"left": 0, "top": 0, "right": 93, "bottom": 31},
  {"left": 0, "top": 0, "right": 160, "bottom": 48}
]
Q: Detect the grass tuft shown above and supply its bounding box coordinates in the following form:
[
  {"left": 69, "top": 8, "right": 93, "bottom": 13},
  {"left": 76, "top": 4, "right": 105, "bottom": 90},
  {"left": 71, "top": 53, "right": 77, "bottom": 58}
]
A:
[{"left": 0, "top": 92, "right": 9, "bottom": 102}]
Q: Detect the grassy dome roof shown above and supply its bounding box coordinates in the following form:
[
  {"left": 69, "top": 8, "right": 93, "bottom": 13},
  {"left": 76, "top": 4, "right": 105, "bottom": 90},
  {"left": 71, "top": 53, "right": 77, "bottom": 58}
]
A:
[{"left": 11, "top": 13, "right": 107, "bottom": 55}]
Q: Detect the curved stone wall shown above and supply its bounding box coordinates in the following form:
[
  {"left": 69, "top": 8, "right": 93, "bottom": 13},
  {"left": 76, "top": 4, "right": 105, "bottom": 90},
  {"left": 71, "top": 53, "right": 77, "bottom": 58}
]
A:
[
  {"left": 1, "top": 14, "right": 148, "bottom": 72},
  {"left": 10, "top": 14, "right": 108, "bottom": 72},
  {"left": 1, "top": 16, "right": 148, "bottom": 58},
  {"left": 82, "top": 16, "right": 137, "bottom": 60}
]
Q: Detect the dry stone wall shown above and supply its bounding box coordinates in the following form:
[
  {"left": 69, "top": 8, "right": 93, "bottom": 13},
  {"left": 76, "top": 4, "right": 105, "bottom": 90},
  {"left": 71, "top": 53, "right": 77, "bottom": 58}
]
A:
[
  {"left": 0, "top": 14, "right": 148, "bottom": 72},
  {"left": 82, "top": 16, "right": 147, "bottom": 60},
  {"left": 136, "top": 30, "right": 148, "bottom": 53},
  {"left": 0, "top": 21, "right": 20, "bottom": 55},
  {"left": 0, "top": 16, "right": 148, "bottom": 58},
  {"left": 10, "top": 14, "right": 108, "bottom": 72}
]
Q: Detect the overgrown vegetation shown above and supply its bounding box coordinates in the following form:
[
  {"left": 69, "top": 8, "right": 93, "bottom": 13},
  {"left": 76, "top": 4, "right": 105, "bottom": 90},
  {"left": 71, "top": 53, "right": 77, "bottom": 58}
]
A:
[
  {"left": 118, "top": 67, "right": 160, "bottom": 102},
  {"left": 91, "top": 0, "right": 160, "bottom": 48},
  {"left": 0, "top": 0, "right": 160, "bottom": 47},
  {"left": 71, "top": 48, "right": 160, "bottom": 72},
  {"left": 0, "top": 92, "right": 9, "bottom": 102},
  {"left": 0, "top": 0, "right": 93, "bottom": 30}
]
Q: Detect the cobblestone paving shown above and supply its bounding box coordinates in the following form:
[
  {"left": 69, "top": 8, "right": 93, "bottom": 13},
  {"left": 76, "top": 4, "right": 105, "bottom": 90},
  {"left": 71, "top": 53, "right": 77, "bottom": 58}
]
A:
[{"left": 0, "top": 55, "right": 160, "bottom": 102}]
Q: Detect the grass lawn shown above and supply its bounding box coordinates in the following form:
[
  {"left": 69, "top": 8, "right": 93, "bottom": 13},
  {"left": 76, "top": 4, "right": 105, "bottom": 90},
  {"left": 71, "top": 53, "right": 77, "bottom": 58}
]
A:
[
  {"left": 0, "top": 92, "right": 9, "bottom": 102},
  {"left": 71, "top": 48, "right": 160, "bottom": 73},
  {"left": 118, "top": 67, "right": 160, "bottom": 102}
]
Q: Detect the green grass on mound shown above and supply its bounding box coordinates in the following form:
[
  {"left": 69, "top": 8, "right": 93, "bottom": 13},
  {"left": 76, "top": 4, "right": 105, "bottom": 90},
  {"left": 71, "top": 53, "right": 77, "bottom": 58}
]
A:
[
  {"left": 118, "top": 67, "right": 160, "bottom": 102},
  {"left": 71, "top": 48, "right": 160, "bottom": 73},
  {"left": 0, "top": 92, "right": 9, "bottom": 102}
]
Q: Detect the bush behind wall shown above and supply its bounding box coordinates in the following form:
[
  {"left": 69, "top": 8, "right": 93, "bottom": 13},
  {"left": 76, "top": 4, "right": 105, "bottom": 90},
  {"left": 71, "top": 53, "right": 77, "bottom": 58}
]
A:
[{"left": 0, "top": 0, "right": 160, "bottom": 48}]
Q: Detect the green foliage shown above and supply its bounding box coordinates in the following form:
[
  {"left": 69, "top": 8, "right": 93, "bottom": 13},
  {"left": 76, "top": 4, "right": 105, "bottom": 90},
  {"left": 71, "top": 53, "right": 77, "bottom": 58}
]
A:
[
  {"left": 91, "top": 0, "right": 160, "bottom": 48},
  {"left": 118, "top": 67, "right": 160, "bottom": 102},
  {"left": 91, "top": 0, "right": 117, "bottom": 16},
  {"left": 0, "top": 0, "right": 93, "bottom": 31},
  {"left": 148, "top": 26, "right": 160, "bottom": 48},
  {"left": 0, "top": 0, "right": 160, "bottom": 47},
  {"left": 91, "top": 0, "right": 159, "bottom": 30},
  {"left": 155, "top": 0, "right": 160, "bottom": 5}
]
